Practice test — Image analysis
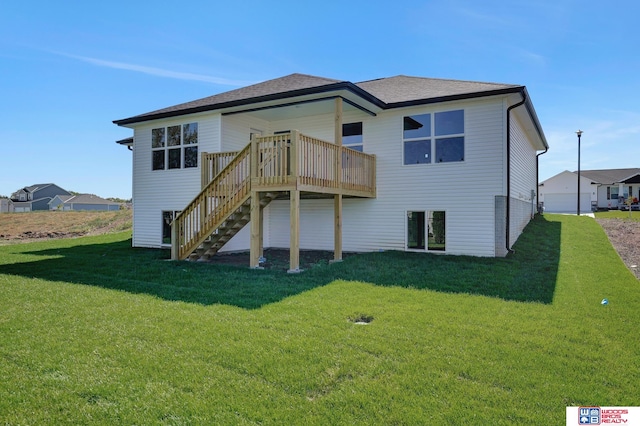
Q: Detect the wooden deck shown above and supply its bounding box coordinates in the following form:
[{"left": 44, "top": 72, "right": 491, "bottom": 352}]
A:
[{"left": 171, "top": 131, "right": 376, "bottom": 268}]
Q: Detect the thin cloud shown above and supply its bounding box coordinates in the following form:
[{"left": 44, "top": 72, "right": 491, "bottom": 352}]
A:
[{"left": 57, "top": 52, "right": 254, "bottom": 86}]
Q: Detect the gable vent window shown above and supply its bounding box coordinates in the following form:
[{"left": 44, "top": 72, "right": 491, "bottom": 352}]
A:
[
  {"left": 152, "top": 123, "right": 198, "bottom": 171},
  {"left": 403, "top": 110, "right": 464, "bottom": 165}
]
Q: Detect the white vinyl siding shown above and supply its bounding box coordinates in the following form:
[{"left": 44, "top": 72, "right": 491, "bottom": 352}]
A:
[
  {"left": 268, "top": 97, "right": 506, "bottom": 257},
  {"left": 128, "top": 94, "right": 543, "bottom": 257},
  {"left": 508, "top": 114, "right": 538, "bottom": 247},
  {"left": 222, "top": 114, "right": 269, "bottom": 151},
  {"left": 131, "top": 113, "right": 221, "bottom": 248}
]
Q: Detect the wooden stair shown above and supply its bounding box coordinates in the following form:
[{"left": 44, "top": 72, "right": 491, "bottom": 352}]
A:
[
  {"left": 172, "top": 131, "right": 376, "bottom": 264},
  {"left": 188, "top": 192, "right": 277, "bottom": 261}
]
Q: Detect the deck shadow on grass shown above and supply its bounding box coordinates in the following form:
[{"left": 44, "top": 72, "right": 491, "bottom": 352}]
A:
[{"left": 0, "top": 216, "right": 561, "bottom": 308}]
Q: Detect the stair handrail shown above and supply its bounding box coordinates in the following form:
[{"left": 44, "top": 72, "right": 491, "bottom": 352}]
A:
[{"left": 172, "top": 143, "right": 252, "bottom": 260}]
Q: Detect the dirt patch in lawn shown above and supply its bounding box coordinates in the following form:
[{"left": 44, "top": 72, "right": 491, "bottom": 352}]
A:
[
  {"left": 205, "top": 248, "right": 357, "bottom": 271},
  {"left": 0, "top": 210, "right": 132, "bottom": 244},
  {"left": 596, "top": 218, "right": 640, "bottom": 279}
]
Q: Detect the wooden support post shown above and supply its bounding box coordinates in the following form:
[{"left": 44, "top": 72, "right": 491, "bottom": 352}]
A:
[
  {"left": 333, "top": 97, "right": 344, "bottom": 262},
  {"left": 250, "top": 191, "right": 261, "bottom": 268},
  {"left": 171, "top": 219, "right": 178, "bottom": 260},
  {"left": 335, "top": 97, "right": 343, "bottom": 146},
  {"left": 201, "top": 151, "right": 207, "bottom": 188},
  {"left": 333, "top": 194, "right": 343, "bottom": 262},
  {"left": 288, "top": 189, "right": 300, "bottom": 273},
  {"left": 259, "top": 197, "right": 264, "bottom": 258},
  {"left": 249, "top": 135, "right": 261, "bottom": 268},
  {"left": 290, "top": 130, "right": 299, "bottom": 179}
]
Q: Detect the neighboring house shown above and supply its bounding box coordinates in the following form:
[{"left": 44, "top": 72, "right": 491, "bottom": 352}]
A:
[
  {"left": 0, "top": 198, "right": 14, "bottom": 213},
  {"left": 539, "top": 168, "right": 640, "bottom": 212},
  {"left": 49, "top": 194, "right": 122, "bottom": 211},
  {"left": 114, "top": 73, "right": 548, "bottom": 269},
  {"left": 10, "top": 183, "right": 71, "bottom": 212}
]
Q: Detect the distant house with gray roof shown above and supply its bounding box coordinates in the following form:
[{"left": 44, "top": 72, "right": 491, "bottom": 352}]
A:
[
  {"left": 114, "top": 73, "right": 548, "bottom": 266},
  {"left": 49, "top": 194, "right": 122, "bottom": 211},
  {"left": 539, "top": 168, "right": 640, "bottom": 212},
  {"left": 10, "top": 183, "right": 71, "bottom": 212}
]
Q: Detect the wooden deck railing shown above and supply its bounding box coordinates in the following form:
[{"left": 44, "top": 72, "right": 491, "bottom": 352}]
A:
[
  {"left": 201, "top": 151, "right": 239, "bottom": 188},
  {"left": 173, "top": 144, "right": 251, "bottom": 260},
  {"left": 341, "top": 148, "right": 376, "bottom": 194},
  {"left": 173, "top": 131, "right": 376, "bottom": 260}
]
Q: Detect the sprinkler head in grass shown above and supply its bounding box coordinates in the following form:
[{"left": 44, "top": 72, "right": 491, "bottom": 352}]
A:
[{"left": 601, "top": 298, "right": 608, "bottom": 306}]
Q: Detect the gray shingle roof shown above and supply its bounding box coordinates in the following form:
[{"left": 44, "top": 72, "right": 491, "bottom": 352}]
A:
[
  {"left": 355, "top": 75, "right": 519, "bottom": 105},
  {"left": 114, "top": 73, "right": 523, "bottom": 126},
  {"left": 64, "top": 194, "right": 119, "bottom": 205},
  {"left": 579, "top": 168, "right": 640, "bottom": 184},
  {"left": 115, "top": 74, "right": 347, "bottom": 125}
]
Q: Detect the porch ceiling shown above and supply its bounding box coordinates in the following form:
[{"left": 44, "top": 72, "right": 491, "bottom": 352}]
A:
[{"left": 242, "top": 98, "right": 362, "bottom": 121}]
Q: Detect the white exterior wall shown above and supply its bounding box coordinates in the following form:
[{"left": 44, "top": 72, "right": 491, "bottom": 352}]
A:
[
  {"left": 508, "top": 115, "right": 538, "bottom": 247},
  {"left": 538, "top": 171, "right": 596, "bottom": 212},
  {"left": 131, "top": 113, "right": 222, "bottom": 248},
  {"left": 221, "top": 114, "right": 269, "bottom": 151},
  {"left": 596, "top": 184, "right": 631, "bottom": 209},
  {"left": 128, "top": 94, "right": 545, "bottom": 257},
  {"left": 268, "top": 97, "right": 507, "bottom": 257},
  {"left": 0, "top": 199, "right": 14, "bottom": 213}
]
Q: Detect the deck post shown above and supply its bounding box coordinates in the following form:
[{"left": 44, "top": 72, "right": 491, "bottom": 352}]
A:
[
  {"left": 288, "top": 130, "right": 301, "bottom": 272},
  {"left": 171, "top": 219, "right": 178, "bottom": 260},
  {"left": 249, "top": 135, "right": 262, "bottom": 268},
  {"left": 250, "top": 191, "right": 261, "bottom": 268},
  {"left": 201, "top": 151, "right": 207, "bottom": 188},
  {"left": 333, "top": 97, "right": 344, "bottom": 261},
  {"left": 288, "top": 189, "right": 300, "bottom": 273},
  {"left": 259, "top": 198, "right": 264, "bottom": 259},
  {"left": 333, "top": 195, "right": 343, "bottom": 262}
]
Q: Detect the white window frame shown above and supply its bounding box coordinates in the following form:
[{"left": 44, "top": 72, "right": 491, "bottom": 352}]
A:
[
  {"left": 152, "top": 123, "right": 198, "bottom": 171},
  {"left": 161, "top": 210, "right": 181, "bottom": 246},
  {"left": 403, "top": 109, "right": 465, "bottom": 166},
  {"left": 405, "top": 210, "right": 447, "bottom": 252}
]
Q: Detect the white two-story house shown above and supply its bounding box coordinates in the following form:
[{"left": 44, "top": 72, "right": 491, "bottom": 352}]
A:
[{"left": 114, "top": 73, "right": 548, "bottom": 271}]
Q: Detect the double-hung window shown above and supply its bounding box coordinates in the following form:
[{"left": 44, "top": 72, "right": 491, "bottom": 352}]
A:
[
  {"left": 152, "top": 123, "right": 198, "bottom": 171},
  {"left": 403, "top": 110, "right": 464, "bottom": 165}
]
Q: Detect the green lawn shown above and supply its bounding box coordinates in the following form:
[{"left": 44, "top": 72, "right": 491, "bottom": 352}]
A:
[
  {"left": 595, "top": 209, "right": 640, "bottom": 221},
  {"left": 0, "top": 214, "right": 638, "bottom": 424}
]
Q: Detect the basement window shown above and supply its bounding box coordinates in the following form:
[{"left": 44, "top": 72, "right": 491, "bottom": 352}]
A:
[
  {"left": 407, "top": 211, "right": 425, "bottom": 250},
  {"left": 162, "top": 210, "right": 181, "bottom": 245},
  {"left": 406, "top": 210, "right": 446, "bottom": 251},
  {"left": 427, "top": 211, "right": 446, "bottom": 251}
]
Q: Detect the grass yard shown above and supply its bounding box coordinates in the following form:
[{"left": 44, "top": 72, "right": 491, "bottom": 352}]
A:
[
  {"left": 595, "top": 209, "right": 640, "bottom": 221},
  {"left": 0, "top": 214, "right": 638, "bottom": 424}
]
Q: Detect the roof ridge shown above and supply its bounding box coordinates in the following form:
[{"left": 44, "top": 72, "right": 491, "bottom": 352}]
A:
[{"left": 357, "top": 74, "right": 519, "bottom": 87}]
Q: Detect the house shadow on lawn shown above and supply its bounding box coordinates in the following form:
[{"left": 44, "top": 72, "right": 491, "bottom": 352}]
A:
[{"left": 1, "top": 216, "right": 561, "bottom": 309}]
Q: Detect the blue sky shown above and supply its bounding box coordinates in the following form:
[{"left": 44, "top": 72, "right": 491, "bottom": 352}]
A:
[{"left": 1, "top": 1, "right": 638, "bottom": 199}]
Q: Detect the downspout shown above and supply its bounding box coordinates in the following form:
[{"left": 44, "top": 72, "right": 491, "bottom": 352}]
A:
[
  {"left": 536, "top": 147, "right": 549, "bottom": 213},
  {"left": 505, "top": 91, "right": 527, "bottom": 254}
]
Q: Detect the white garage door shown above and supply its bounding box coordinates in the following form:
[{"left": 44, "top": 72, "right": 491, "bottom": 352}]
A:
[{"left": 544, "top": 193, "right": 591, "bottom": 213}]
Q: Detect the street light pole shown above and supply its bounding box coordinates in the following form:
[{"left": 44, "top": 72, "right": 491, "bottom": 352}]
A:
[{"left": 576, "top": 130, "right": 583, "bottom": 215}]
